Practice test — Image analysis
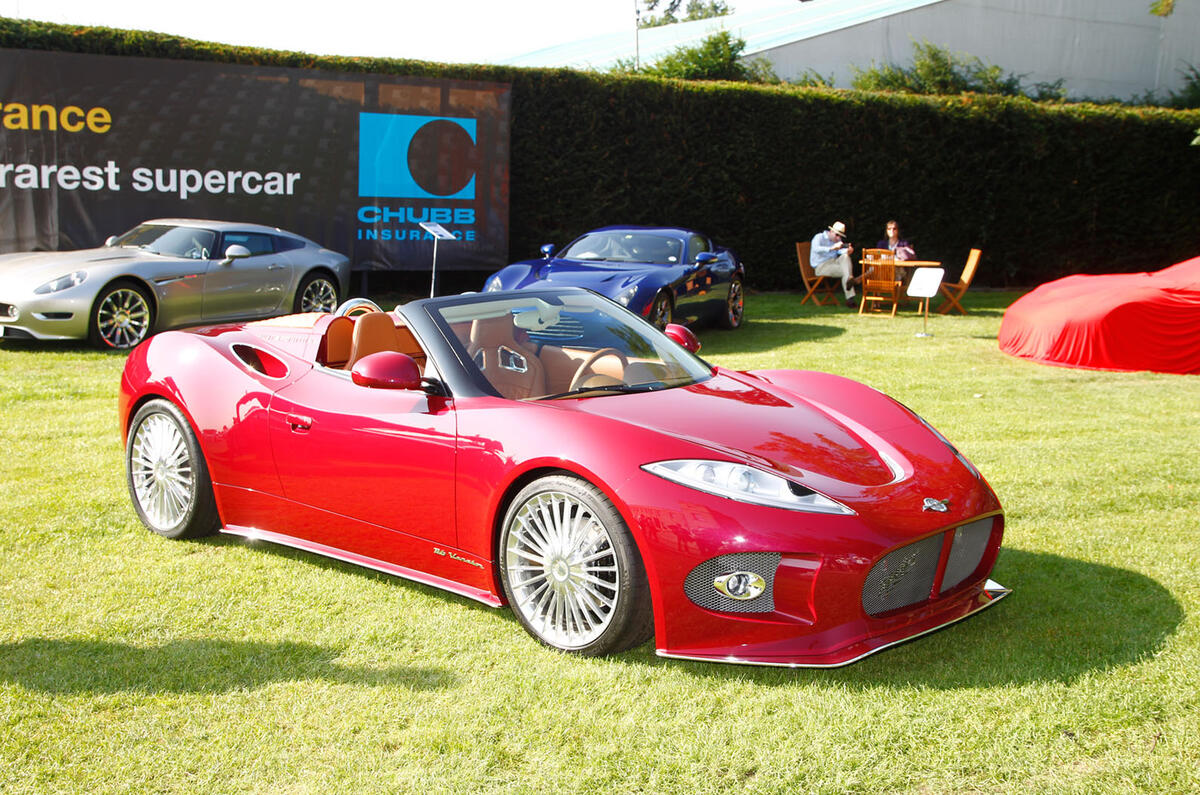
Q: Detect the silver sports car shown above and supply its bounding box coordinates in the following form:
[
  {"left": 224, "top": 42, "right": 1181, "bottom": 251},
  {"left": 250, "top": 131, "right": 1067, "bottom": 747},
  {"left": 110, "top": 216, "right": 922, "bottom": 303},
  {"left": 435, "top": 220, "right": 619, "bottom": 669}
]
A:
[{"left": 0, "top": 219, "right": 350, "bottom": 349}]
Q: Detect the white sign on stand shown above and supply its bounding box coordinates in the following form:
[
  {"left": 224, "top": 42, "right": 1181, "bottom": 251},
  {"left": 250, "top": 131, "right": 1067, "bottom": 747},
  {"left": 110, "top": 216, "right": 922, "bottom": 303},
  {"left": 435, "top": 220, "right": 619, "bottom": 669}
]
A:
[
  {"left": 906, "top": 267, "right": 945, "bottom": 338},
  {"left": 419, "top": 221, "right": 458, "bottom": 298}
]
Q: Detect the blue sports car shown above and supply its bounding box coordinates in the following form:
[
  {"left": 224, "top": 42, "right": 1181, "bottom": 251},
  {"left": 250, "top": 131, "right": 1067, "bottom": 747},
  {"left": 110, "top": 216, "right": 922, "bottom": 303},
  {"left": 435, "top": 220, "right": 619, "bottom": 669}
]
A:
[{"left": 484, "top": 226, "right": 745, "bottom": 330}]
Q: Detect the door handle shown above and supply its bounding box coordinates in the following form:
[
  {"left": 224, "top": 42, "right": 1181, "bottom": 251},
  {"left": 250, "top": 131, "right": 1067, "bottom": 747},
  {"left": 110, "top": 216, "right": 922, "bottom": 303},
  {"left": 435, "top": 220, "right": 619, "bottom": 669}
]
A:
[
  {"left": 267, "top": 264, "right": 285, "bottom": 271},
  {"left": 286, "top": 414, "right": 313, "bottom": 432}
]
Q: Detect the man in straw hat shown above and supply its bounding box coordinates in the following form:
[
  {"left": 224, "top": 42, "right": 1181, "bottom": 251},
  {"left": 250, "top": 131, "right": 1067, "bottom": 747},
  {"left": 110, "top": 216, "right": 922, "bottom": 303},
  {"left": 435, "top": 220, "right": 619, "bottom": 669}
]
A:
[{"left": 810, "top": 221, "right": 858, "bottom": 307}]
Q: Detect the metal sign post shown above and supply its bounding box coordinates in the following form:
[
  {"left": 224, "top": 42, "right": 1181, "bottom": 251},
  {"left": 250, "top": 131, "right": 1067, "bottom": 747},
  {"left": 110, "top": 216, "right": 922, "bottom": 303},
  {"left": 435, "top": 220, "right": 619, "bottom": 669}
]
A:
[
  {"left": 419, "top": 221, "right": 458, "bottom": 298},
  {"left": 906, "top": 267, "right": 945, "bottom": 338}
]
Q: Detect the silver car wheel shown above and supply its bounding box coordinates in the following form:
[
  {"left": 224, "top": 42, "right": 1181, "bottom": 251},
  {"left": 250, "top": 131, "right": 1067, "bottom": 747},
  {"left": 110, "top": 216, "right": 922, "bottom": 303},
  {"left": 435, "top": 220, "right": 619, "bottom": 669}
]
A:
[
  {"left": 96, "top": 287, "right": 151, "bottom": 349},
  {"left": 129, "top": 412, "right": 194, "bottom": 531},
  {"left": 504, "top": 490, "right": 621, "bottom": 649},
  {"left": 300, "top": 276, "right": 338, "bottom": 313}
]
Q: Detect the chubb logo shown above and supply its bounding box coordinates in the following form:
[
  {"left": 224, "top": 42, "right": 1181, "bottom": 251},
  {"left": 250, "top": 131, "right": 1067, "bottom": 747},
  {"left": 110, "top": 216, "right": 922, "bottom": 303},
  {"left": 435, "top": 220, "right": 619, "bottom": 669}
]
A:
[{"left": 358, "top": 112, "right": 477, "bottom": 200}]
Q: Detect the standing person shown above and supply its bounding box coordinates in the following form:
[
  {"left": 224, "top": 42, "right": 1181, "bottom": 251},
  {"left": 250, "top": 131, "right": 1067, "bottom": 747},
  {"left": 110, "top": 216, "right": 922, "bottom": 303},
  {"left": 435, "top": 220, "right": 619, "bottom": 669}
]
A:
[
  {"left": 876, "top": 220, "right": 916, "bottom": 261},
  {"left": 810, "top": 221, "right": 857, "bottom": 306}
]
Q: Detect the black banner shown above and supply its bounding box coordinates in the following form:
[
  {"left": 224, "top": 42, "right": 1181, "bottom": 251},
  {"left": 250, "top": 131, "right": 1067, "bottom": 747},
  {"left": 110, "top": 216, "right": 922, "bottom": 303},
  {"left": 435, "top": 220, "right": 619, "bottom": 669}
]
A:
[{"left": 0, "top": 49, "right": 510, "bottom": 271}]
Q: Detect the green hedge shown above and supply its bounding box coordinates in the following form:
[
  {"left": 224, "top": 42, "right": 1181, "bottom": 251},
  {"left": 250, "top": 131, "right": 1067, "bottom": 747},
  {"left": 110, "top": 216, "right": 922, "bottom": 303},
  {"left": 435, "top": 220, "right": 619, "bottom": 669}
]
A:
[{"left": 4, "top": 17, "right": 1199, "bottom": 288}]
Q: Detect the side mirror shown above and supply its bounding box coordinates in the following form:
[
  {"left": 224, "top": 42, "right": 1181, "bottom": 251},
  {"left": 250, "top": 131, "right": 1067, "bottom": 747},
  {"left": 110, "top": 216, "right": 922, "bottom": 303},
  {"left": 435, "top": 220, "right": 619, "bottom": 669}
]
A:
[
  {"left": 695, "top": 251, "right": 718, "bottom": 265},
  {"left": 104, "top": 235, "right": 117, "bottom": 247},
  {"left": 664, "top": 323, "right": 701, "bottom": 353},
  {"left": 351, "top": 351, "right": 422, "bottom": 390},
  {"left": 222, "top": 244, "right": 252, "bottom": 263},
  {"left": 540, "top": 244, "right": 556, "bottom": 259}
]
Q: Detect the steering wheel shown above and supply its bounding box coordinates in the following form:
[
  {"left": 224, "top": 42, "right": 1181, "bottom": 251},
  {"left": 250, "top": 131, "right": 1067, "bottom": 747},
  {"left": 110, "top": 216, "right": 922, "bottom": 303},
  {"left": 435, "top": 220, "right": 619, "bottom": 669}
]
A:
[
  {"left": 568, "top": 348, "right": 629, "bottom": 392},
  {"left": 334, "top": 298, "right": 383, "bottom": 317}
]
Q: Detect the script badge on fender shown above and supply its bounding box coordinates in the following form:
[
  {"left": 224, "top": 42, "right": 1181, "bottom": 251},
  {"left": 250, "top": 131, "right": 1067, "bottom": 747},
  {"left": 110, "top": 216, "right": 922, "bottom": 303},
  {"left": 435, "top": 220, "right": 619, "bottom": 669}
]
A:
[{"left": 922, "top": 497, "right": 951, "bottom": 512}]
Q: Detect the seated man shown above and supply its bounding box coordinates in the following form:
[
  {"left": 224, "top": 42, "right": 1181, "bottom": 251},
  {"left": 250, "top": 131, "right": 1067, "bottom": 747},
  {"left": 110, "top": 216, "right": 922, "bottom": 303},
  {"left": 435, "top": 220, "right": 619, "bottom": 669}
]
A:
[{"left": 810, "top": 221, "right": 858, "bottom": 306}]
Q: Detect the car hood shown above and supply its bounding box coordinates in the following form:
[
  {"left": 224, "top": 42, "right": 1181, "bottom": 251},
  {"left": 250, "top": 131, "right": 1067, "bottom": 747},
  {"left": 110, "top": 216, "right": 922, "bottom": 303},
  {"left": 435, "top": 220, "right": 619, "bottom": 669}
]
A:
[
  {"left": 0, "top": 247, "right": 159, "bottom": 288},
  {"left": 535, "top": 259, "right": 661, "bottom": 293},
  {"left": 569, "top": 370, "right": 925, "bottom": 493}
]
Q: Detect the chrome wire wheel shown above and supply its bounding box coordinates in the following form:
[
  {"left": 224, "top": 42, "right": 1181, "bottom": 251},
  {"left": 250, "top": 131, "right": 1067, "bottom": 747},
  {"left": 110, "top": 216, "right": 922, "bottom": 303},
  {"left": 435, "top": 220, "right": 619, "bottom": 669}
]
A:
[
  {"left": 299, "top": 275, "right": 338, "bottom": 313},
  {"left": 130, "top": 412, "right": 194, "bottom": 532},
  {"left": 504, "top": 489, "right": 622, "bottom": 650},
  {"left": 95, "top": 286, "right": 151, "bottom": 349},
  {"left": 125, "top": 400, "right": 218, "bottom": 539}
]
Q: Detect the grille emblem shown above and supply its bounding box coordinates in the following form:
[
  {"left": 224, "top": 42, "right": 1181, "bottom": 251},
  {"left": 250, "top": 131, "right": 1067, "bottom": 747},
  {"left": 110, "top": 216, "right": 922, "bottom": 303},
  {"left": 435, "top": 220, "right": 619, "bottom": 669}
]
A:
[{"left": 922, "top": 497, "right": 950, "bottom": 512}]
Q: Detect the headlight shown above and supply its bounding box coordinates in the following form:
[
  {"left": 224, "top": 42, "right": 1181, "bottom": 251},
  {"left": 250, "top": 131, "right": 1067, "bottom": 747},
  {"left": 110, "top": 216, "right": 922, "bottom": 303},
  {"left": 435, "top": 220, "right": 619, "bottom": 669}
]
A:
[
  {"left": 33, "top": 271, "right": 87, "bottom": 295},
  {"left": 642, "top": 459, "right": 853, "bottom": 514},
  {"left": 485, "top": 276, "right": 503, "bottom": 292},
  {"left": 615, "top": 285, "right": 638, "bottom": 306}
]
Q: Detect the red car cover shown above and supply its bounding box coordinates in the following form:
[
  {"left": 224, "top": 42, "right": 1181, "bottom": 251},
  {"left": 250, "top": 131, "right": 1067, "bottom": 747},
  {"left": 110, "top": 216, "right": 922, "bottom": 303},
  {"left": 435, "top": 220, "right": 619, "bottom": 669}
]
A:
[{"left": 998, "top": 257, "right": 1200, "bottom": 375}]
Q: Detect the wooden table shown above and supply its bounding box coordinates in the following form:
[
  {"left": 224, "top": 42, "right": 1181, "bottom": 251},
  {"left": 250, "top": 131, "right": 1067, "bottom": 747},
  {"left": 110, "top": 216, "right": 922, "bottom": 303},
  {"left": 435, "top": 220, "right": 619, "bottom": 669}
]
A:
[{"left": 858, "top": 258, "right": 943, "bottom": 312}]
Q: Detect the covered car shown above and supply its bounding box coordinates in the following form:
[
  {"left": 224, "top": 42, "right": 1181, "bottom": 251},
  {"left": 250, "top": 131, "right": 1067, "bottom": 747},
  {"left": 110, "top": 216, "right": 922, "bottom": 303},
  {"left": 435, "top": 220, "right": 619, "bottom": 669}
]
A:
[
  {"left": 119, "top": 287, "right": 1008, "bottom": 667},
  {"left": 484, "top": 226, "right": 745, "bottom": 330},
  {"left": 998, "top": 257, "right": 1200, "bottom": 375},
  {"left": 1, "top": 219, "right": 349, "bottom": 349}
]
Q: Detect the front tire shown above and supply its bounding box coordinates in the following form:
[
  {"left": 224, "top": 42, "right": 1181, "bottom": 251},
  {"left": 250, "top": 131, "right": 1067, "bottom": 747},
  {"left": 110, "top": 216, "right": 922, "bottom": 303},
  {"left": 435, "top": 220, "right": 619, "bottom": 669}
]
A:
[
  {"left": 126, "top": 399, "right": 219, "bottom": 539},
  {"left": 294, "top": 271, "right": 339, "bottom": 314},
  {"left": 499, "top": 475, "right": 653, "bottom": 656},
  {"left": 90, "top": 281, "right": 154, "bottom": 349},
  {"left": 649, "top": 291, "right": 673, "bottom": 329}
]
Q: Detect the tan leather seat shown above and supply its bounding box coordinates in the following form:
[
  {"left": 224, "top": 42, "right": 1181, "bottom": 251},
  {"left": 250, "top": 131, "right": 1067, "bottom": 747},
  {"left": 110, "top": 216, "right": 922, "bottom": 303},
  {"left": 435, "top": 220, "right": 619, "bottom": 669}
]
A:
[
  {"left": 346, "top": 311, "right": 402, "bottom": 369},
  {"left": 319, "top": 315, "right": 354, "bottom": 369},
  {"left": 467, "top": 315, "right": 547, "bottom": 399}
]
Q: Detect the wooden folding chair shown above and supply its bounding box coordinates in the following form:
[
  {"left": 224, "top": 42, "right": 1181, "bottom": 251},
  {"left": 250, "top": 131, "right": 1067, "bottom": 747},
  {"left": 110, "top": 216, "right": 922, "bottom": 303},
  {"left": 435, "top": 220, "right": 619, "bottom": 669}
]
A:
[
  {"left": 858, "top": 249, "right": 901, "bottom": 317},
  {"left": 796, "top": 241, "right": 839, "bottom": 306},
  {"left": 937, "top": 248, "right": 981, "bottom": 315}
]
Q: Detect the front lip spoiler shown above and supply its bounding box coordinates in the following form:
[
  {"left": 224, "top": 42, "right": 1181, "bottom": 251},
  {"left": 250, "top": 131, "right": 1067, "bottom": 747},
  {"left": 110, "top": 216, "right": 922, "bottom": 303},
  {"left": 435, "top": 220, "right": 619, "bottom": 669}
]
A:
[{"left": 656, "top": 579, "right": 1011, "bottom": 669}]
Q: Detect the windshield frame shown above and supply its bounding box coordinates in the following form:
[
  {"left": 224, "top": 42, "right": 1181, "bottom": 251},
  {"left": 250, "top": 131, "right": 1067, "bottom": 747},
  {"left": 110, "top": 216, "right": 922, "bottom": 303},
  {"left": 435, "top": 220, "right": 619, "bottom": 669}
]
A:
[{"left": 419, "top": 288, "right": 713, "bottom": 401}]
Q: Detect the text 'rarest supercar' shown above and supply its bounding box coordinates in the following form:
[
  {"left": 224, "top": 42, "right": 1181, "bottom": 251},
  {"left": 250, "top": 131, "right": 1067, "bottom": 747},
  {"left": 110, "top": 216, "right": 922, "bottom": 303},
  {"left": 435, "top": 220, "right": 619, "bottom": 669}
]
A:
[
  {"left": 1, "top": 219, "right": 349, "bottom": 349},
  {"left": 119, "top": 286, "right": 1008, "bottom": 667}
]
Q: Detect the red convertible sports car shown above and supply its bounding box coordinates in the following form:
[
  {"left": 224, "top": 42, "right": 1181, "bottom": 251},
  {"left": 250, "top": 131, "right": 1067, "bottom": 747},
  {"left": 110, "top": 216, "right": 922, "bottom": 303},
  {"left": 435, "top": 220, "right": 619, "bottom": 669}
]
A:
[{"left": 120, "top": 287, "right": 1008, "bottom": 667}]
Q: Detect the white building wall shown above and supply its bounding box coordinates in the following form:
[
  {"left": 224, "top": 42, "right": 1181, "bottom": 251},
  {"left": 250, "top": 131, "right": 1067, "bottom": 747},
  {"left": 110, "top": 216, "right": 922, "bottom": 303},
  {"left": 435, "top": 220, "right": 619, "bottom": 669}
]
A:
[{"left": 756, "top": 0, "right": 1200, "bottom": 101}]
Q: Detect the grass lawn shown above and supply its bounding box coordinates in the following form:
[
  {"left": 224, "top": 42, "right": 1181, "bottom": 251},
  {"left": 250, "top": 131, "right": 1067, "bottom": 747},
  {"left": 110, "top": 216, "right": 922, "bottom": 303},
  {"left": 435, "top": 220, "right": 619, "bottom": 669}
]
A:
[{"left": 1, "top": 289, "right": 1197, "bottom": 793}]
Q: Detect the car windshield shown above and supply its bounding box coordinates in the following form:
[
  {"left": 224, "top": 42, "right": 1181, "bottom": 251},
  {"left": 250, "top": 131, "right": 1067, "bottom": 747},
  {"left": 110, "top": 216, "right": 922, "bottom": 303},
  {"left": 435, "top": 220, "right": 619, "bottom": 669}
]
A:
[
  {"left": 432, "top": 290, "right": 712, "bottom": 401},
  {"left": 110, "top": 224, "right": 217, "bottom": 260},
  {"left": 560, "top": 231, "right": 683, "bottom": 265}
]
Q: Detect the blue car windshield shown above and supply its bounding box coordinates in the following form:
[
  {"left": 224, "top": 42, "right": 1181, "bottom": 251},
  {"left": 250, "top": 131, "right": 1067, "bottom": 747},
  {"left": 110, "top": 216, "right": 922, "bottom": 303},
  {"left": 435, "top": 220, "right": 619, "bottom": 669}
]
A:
[
  {"left": 434, "top": 291, "right": 712, "bottom": 400},
  {"left": 111, "top": 224, "right": 217, "bottom": 260},
  {"left": 560, "top": 231, "right": 683, "bottom": 265}
]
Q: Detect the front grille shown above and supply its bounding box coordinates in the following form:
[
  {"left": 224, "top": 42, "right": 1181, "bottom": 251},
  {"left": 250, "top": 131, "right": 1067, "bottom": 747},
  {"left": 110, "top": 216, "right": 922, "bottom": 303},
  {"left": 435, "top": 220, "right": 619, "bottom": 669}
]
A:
[
  {"left": 862, "top": 517, "right": 997, "bottom": 616},
  {"left": 684, "top": 552, "right": 781, "bottom": 613},
  {"left": 862, "top": 534, "right": 943, "bottom": 616},
  {"left": 940, "top": 518, "right": 994, "bottom": 594}
]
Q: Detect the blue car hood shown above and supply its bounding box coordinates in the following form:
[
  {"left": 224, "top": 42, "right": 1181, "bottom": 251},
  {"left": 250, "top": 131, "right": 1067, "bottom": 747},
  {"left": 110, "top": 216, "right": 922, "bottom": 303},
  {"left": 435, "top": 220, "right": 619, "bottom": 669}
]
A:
[{"left": 535, "top": 259, "right": 658, "bottom": 294}]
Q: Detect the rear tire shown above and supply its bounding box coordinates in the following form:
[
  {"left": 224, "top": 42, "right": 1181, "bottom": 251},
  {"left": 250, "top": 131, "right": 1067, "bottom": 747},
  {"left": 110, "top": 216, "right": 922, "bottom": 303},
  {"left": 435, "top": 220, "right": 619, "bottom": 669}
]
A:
[
  {"left": 126, "top": 399, "right": 219, "bottom": 539},
  {"left": 294, "top": 271, "right": 339, "bottom": 314},
  {"left": 720, "top": 275, "right": 744, "bottom": 329},
  {"left": 499, "top": 475, "right": 653, "bottom": 656}
]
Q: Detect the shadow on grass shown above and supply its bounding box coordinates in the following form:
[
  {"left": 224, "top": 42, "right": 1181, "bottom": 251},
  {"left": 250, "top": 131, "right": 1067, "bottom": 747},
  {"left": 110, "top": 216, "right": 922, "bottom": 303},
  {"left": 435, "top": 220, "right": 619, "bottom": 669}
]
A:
[
  {"left": 0, "top": 338, "right": 128, "bottom": 357},
  {"left": 0, "top": 637, "right": 456, "bottom": 694},
  {"left": 200, "top": 534, "right": 497, "bottom": 618},
  {"left": 621, "top": 548, "right": 1183, "bottom": 688},
  {"left": 699, "top": 319, "right": 845, "bottom": 355}
]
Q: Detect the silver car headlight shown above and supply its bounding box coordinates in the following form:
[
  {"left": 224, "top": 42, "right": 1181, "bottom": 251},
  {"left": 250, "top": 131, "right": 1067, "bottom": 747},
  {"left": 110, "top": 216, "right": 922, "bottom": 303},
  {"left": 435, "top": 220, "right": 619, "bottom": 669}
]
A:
[
  {"left": 485, "top": 276, "right": 503, "bottom": 292},
  {"left": 643, "top": 459, "right": 853, "bottom": 515},
  {"left": 34, "top": 270, "right": 87, "bottom": 295},
  {"left": 615, "top": 285, "right": 638, "bottom": 306}
]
